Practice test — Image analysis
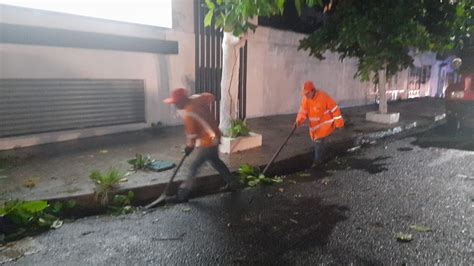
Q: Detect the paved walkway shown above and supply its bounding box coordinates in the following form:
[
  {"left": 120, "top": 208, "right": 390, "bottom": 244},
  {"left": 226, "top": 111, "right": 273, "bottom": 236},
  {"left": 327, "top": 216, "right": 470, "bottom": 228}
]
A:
[{"left": 0, "top": 98, "right": 445, "bottom": 210}]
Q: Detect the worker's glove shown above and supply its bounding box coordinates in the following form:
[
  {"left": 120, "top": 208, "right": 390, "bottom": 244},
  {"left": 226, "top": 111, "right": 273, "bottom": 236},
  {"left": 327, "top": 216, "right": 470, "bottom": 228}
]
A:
[{"left": 184, "top": 146, "right": 194, "bottom": 156}]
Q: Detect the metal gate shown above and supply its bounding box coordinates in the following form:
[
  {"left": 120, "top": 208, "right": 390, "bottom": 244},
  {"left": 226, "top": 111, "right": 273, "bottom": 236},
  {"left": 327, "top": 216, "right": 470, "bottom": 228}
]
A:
[
  {"left": 194, "top": 0, "right": 247, "bottom": 122},
  {"left": 0, "top": 79, "right": 145, "bottom": 137}
]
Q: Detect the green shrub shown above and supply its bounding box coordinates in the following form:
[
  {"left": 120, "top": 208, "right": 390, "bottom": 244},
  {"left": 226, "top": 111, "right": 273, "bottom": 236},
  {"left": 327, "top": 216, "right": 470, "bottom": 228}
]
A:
[
  {"left": 107, "top": 191, "right": 135, "bottom": 216},
  {"left": 237, "top": 164, "right": 283, "bottom": 187},
  {"left": 0, "top": 200, "right": 48, "bottom": 226},
  {"left": 89, "top": 169, "right": 123, "bottom": 205},
  {"left": 229, "top": 119, "right": 250, "bottom": 138},
  {"left": 127, "top": 154, "right": 155, "bottom": 171},
  {"left": 0, "top": 200, "right": 75, "bottom": 242}
]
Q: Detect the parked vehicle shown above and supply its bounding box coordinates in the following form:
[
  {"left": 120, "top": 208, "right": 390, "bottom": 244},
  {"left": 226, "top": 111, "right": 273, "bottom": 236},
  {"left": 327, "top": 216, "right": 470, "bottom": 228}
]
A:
[{"left": 445, "top": 74, "right": 474, "bottom": 130}]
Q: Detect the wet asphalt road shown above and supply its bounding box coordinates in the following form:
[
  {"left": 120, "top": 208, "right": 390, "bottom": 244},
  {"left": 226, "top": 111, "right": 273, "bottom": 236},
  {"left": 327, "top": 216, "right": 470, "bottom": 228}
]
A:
[{"left": 5, "top": 126, "right": 474, "bottom": 265}]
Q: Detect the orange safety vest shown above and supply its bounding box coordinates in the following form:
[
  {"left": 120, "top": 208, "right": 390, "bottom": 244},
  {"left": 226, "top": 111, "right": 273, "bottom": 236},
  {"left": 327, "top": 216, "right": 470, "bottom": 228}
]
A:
[
  {"left": 179, "top": 93, "right": 221, "bottom": 148},
  {"left": 296, "top": 90, "right": 344, "bottom": 141}
]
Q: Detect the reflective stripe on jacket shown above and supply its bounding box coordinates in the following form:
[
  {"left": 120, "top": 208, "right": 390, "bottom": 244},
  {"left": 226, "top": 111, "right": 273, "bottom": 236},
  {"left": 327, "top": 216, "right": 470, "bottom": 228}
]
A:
[
  {"left": 296, "top": 90, "right": 344, "bottom": 141},
  {"left": 180, "top": 93, "right": 221, "bottom": 147}
]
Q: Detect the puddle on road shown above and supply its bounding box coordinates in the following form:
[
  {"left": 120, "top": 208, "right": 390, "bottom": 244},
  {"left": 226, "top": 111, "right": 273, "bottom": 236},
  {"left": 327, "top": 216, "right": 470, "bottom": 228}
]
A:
[
  {"left": 288, "top": 155, "right": 390, "bottom": 182},
  {"left": 412, "top": 125, "right": 474, "bottom": 151},
  {"left": 219, "top": 196, "right": 349, "bottom": 264}
]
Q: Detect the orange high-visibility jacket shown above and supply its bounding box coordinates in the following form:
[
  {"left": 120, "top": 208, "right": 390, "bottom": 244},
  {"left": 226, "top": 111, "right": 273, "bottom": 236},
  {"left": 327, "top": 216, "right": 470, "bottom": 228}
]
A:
[
  {"left": 179, "top": 93, "right": 221, "bottom": 148},
  {"left": 296, "top": 90, "right": 344, "bottom": 141}
]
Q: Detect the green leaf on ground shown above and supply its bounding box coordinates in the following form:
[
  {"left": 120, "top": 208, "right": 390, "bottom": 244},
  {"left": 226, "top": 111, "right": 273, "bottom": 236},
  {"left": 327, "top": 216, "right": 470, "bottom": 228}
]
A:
[
  {"left": 23, "top": 178, "right": 39, "bottom": 188},
  {"left": 395, "top": 233, "right": 413, "bottom": 242},
  {"left": 238, "top": 164, "right": 282, "bottom": 187},
  {"left": 51, "top": 220, "right": 63, "bottom": 229},
  {"left": 21, "top": 201, "right": 48, "bottom": 213},
  {"left": 409, "top": 225, "right": 432, "bottom": 232}
]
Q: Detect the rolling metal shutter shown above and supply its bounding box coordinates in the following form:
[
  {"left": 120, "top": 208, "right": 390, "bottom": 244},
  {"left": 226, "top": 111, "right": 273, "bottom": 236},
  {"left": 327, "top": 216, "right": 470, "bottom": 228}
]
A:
[{"left": 0, "top": 79, "right": 146, "bottom": 137}]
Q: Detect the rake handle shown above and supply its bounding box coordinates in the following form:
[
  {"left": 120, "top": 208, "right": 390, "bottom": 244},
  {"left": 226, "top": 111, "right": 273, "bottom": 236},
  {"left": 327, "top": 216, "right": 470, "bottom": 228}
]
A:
[
  {"left": 262, "top": 125, "right": 297, "bottom": 175},
  {"left": 145, "top": 153, "right": 187, "bottom": 209}
]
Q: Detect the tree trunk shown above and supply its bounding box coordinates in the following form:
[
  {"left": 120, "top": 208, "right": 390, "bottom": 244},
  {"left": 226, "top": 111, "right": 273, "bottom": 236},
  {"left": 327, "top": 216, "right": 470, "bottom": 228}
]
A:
[
  {"left": 219, "top": 32, "right": 245, "bottom": 135},
  {"left": 378, "top": 68, "right": 388, "bottom": 114}
]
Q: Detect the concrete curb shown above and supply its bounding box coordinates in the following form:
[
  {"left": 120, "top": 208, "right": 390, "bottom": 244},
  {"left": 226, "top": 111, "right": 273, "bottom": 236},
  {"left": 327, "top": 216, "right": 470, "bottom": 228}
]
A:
[{"left": 42, "top": 116, "right": 446, "bottom": 216}]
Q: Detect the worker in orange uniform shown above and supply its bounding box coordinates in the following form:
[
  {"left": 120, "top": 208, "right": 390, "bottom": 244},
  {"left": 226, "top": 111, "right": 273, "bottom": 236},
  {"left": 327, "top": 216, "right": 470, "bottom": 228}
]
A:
[
  {"left": 163, "top": 88, "right": 240, "bottom": 203},
  {"left": 295, "top": 81, "right": 344, "bottom": 164}
]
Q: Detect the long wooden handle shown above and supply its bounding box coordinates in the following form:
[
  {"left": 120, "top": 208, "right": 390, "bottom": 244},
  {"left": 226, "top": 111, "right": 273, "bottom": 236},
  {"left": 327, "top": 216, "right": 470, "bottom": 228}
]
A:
[
  {"left": 262, "top": 125, "right": 296, "bottom": 175},
  {"left": 145, "top": 154, "right": 187, "bottom": 209},
  {"left": 161, "top": 154, "right": 187, "bottom": 193}
]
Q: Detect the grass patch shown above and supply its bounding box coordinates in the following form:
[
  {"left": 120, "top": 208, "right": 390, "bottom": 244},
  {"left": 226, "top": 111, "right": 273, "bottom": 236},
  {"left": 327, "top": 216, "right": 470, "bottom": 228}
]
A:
[
  {"left": 127, "top": 154, "right": 155, "bottom": 171},
  {"left": 89, "top": 168, "right": 124, "bottom": 205}
]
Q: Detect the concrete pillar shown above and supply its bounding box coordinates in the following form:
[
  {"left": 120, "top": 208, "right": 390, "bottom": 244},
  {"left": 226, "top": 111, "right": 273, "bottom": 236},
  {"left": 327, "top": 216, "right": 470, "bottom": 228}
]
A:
[{"left": 219, "top": 32, "right": 245, "bottom": 135}]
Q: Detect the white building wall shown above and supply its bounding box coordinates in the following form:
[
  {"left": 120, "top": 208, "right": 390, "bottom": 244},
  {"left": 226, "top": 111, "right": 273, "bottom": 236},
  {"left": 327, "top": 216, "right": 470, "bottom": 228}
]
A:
[
  {"left": 245, "top": 27, "right": 374, "bottom": 118},
  {"left": 0, "top": 2, "right": 440, "bottom": 150}
]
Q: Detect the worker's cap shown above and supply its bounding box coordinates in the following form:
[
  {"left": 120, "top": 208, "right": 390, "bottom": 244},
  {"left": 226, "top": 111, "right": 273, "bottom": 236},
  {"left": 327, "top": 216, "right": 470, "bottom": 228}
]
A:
[
  {"left": 302, "top": 81, "right": 315, "bottom": 94},
  {"left": 163, "top": 88, "right": 188, "bottom": 104}
]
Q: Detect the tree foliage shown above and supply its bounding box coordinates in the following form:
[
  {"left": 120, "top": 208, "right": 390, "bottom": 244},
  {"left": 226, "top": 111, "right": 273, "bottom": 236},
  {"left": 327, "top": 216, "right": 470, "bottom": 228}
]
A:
[
  {"left": 204, "top": 0, "right": 324, "bottom": 36},
  {"left": 298, "top": 0, "right": 474, "bottom": 83}
]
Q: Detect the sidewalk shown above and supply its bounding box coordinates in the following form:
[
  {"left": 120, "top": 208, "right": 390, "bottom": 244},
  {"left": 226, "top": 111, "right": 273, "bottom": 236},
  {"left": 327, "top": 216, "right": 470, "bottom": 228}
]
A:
[{"left": 0, "top": 98, "right": 445, "bottom": 213}]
